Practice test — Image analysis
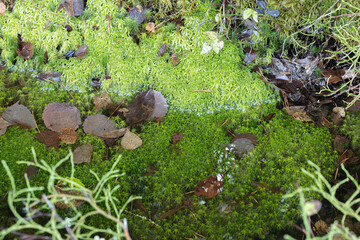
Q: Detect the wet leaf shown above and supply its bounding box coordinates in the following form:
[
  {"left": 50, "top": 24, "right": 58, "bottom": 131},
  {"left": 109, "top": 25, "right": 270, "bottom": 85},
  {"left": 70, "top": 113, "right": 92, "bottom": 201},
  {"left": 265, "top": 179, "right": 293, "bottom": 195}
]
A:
[
  {"left": 304, "top": 200, "right": 322, "bottom": 216},
  {"left": 0, "top": 2, "right": 6, "bottom": 15},
  {"left": 125, "top": 89, "right": 155, "bottom": 125},
  {"left": 148, "top": 90, "right": 168, "bottom": 120},
  {"left": 173, "top": 57, "right": 180, "bottom": 66},
  {"left": 83, "top": 114, "right": 117, "bottom": 137},
  {"left": 267, "top": 8, "right": 280, "bottom": 17},
  {"left": 74, "top": 44, "right": 87, "bottom": 59},
  {"left": 227, "top": 138, "right": 255, "bottom": 158},
  {"left": 146, "top": 22, "right": 155, "bottom": 33},
  {"left": 157, "top": 43, "right": 167, "bottom": 57},
  {"left": 16, "top": 34, "right": 34, "bottom": 60},
  {"left": 121, "top": 130, "right": 143, "bottom": 150},
  {"left": 73, "top": 143, "right": 93, "bottom": 164},
  {"left": 94, "top": 92, "right": 112, "bottom": 112},
  {"left": 3, "top": 103, "right": 36, "bottom": 129},
  {"left": 171, "top": 132, "right": 183, "bottom": 144},
  {"left": 37, "top": 71, "right": 62, "bottom": 82},
  {"left": 194, "top": 174, "right": 223, "bottom": 199},
  {"left": 201, "top": 42, "right": 212, "bottom": 55},
  {"left": 58, "top": 0, "right": 84, "bottom": 17},
  {"left": 43, "top": 102, "right": 81, "bottom": 132},
  {"left": 322, "top": 69, "right": 345, "bottom": 83},
  {"left": 59, "top": 128, "right": 79, "bottom": 144},
  {"left": 24, "top": 159, "right": 38, "bottom": 182},
  {"left": 36, "top": 131, "right": 60, "bottom": 149},
  {"left": 231, "top": 133, "right": 257, "bottom": 146},
  {"left": 256, "top": 1, "right": 267, "bottom": 10},
  {"left": 129, "top": 5, "right": 146, "bottom": 23}
]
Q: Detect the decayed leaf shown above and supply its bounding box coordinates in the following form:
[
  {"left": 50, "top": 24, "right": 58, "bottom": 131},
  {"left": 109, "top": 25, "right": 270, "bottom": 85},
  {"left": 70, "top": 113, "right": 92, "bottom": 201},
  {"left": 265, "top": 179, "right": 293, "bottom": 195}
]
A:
[
  {"left": 24, "top": 159, "right": 38, "bottom": 182},
  {"left": 16, "top": 34, "right": 34, "bottom": 60},
  {"left": 285, "top": 106, "right": 313, "bottom": 122},
  {"left": 171, "top": 132, "right": 183, "bottom": 144},
  {"left": 157, "top": 43, "right": 167, "bottom": 57},
  {"left": 73, "top": 143, "right": 93, "bottom": 164},
  {"left": 194, "top": 174, "right": 223, "bottom": 199},
  {"left": 36, "top": 131, "right": 60, "bottom": 149},
  {"left": 121, "top": 130, "right": 142, "bottom": 150},
  {"left": 146, "top": 22, "right": 155, "bottom": 33},
  {"left": 129, "top": 5, "right": 146, "bottom": 23},
  {"left": 0, "top": 2, "right": 6, "bottom": 15},
  {"left": 0, "top": 116, "right": 12, "bottom": 135},
  {"left": 83, "top": 114, "right": 117, "bottom": 137},
  {"left": 94, "top": 92, "right": 112, "bottom": 112},
  {"left": 99, "top": 128, "right": 127, "bottom": 138},
  {"left": 148, "top": 90, "right": 168, "bottom": 120},
  {"left": 59, "top": 128, "right": 79, "bottom": 144},
  {"left": 43, "top": 102, "right": 81, "bottom": 132},
  {"left": 173, "top": 57, "right": 180, "bottom": 66},
  {"left": 322, "top": 69, "right": 345, "bottom": 83},
  {"left": 58, "top": 0, "right": 84, "bottom": 17},
  {"left": 125, "top": 89, "right": 155, "bottom": 125},
  {"left": 74, "top": 44, "right": 87, "bottom": 59},
  {"left": 37, "top": 71, "right": 62, "bottom": 82},
  {"left": 3, "top": 103, "right": 36, "bottom": 129}
]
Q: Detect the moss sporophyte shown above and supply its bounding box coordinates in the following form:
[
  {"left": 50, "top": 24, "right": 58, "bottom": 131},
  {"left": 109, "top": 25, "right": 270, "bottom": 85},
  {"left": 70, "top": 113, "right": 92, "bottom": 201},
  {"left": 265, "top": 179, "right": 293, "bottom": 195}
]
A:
[{"left": 0, "top": 0, "right": 338, "bottom": 239}]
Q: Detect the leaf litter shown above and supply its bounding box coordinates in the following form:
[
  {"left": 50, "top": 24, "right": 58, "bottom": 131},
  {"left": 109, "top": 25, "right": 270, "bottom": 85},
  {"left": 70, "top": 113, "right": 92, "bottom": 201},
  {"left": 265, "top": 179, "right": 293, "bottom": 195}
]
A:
[
  {"left": 43, "top": 102, "right": 81, "bottom": 132},
  {"left": 73, "top": 143, "right": 93, "bottom": 164},
  {"left": 3, "top": 103, "right": 36, "bottom": 129}
]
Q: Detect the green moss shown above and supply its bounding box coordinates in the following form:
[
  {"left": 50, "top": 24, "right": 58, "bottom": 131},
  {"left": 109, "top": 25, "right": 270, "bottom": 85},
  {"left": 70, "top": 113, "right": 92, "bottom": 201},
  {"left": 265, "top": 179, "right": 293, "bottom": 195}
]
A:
[{"left": 340, "top": 112, "right": 360, "bottom": 150}]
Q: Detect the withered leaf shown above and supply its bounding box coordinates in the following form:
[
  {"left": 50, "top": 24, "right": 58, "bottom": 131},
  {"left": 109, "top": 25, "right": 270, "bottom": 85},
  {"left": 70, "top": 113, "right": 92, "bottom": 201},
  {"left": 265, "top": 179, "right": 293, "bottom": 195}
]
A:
[
  {"left": 148, "top": 90, "right": 168, "bottom": 120},
  {"left": 83, "top": 114, "right": 117, "bottom": 137},
  {"left": 16, "top": 34, "right": 34, "bottom": 60},
  {"left": 194, "top": 174, "right": 223, "bottom": 199},
  {"left": 74, "top": 44, "right": 87, "bottom": 59},
  {"left": 59, "top": 128, "right": 79, "bottom": 144},
  {"left": 157, "top": 43, "right": 167, "bottom": 57},
  {"left": 73, "top": 143, "right": 93, "bottom": 164},
  {"left": 171, "top": 132, "right": 183, "bottom": 144},
  {"left": 24, "top": 159, "right": 38, "bottom": 182},
  {"left": 132, "top": 199, "right": 148, "bottom": 217},
  {"left": 99, "top": 128, "right": 127, "bottom": 138},
  {"left": 146, "top": 22, "right": 155, "bottom": 33},
  {"left": 43, "top": 51, "right": 49, "bottom": 64},
  {"left": 0, "top": 116, "right": 13, "bottom": 135},
  {"left": 0, "top": 2, "right": 6, "bottom": 15},
  {"left": 322, "top": 69, "right": 345, "bottom": 83},
  {"left": 285, "top": 106, "right": 313, "bottom": 122},
  {"left": 43, "top": 102, "right": 81, "bottom": 132},
  {"left": 121, "top": 130, "right": 142, "bottom": 150},
  {"left": 125, "top": 89, "right": 155, "bottom": 125},
  {"left": 58, "top": 0, "right": 84, "bottom": 17},
  {"left": 36, "top": 131, "right": 60, "bottom": 149},
  {"left": 173, "top": 57, "right": 180, "bottom": 66},
  {"left": 37, "top": 71, "right": 62, "bottom": 82},
  {"left": 3, "top": 103, "right": 36, "bottom": 129},
  {"left": 94, "top": 92, "right": 112, "bottom": 112}
]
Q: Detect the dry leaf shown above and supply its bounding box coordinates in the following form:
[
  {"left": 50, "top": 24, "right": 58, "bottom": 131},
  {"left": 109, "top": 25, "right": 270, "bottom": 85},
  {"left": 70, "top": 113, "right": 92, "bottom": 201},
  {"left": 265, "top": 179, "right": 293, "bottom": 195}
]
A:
[
  {"left": 285, "top": 106, "right": 313, "bottom": 122},
  {"left": 322, "top": 69, "right": 345, "bottom": 84},
  {"left": 36, "top": 131, "right": 60, "bottom": 149},
  {"left": 125, "top": 89, "right": 155, "bottom": 125},
  {"left": 121, "top": 130, "right": 142, "bottom": 150},
  {"left": 157, "top": 43, "right": 167, "bottom": 57},
  {"left": 59, "top": 128, "right": 79, "bottom": 144},
  {"left": 99, "top": 128, "right": 127, "bottom": 138},
  {"left": 194, "top": 174, "right": 223, "bottom": 199},
  {"left": 94, "top": 93, "right": 112, "bottom": 112},
  {"left": 0, "top": 2, "right": 6, "bottom": 15},
  {"left": 244, "top": 47, "right": 257, "bottom": 64},
  {"left": 59, "top": 0, "right": 84, "bottom": 17},
  {"left": 171, "top": 132, "right": 183, "bottom": 144},
  {"left": 43, "top": 102, "right": 81, "bottom": 132},
  {"left": 74, "top": 44, "right": 87, "bottom": 59},
  {"left": 83, "top": 114, "right": 117, "bottom": 137},
  {"left": 16, "top": 34, "right": 34, "bottom": 60},
  {"left": 0, "top": 116, "right": 12, "bottom": 135},
  {"left": 3, "top": 103, "right": 36, "bottom": 129},
  {"left": 146, "top": 22, "right": 155, "bottom": 33},
  {"left": 73, "top": 143, "right": 93, "bottom": 164},
  {"left": 173, "top": 57, "right": 180, "bottom": 66}
]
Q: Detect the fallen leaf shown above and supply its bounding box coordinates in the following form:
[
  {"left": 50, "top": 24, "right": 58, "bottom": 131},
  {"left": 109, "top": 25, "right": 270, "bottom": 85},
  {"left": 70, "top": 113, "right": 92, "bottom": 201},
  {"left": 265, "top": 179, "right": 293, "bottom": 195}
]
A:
[
  {"left": 106, "top": 14, "right": 112, "bottom": 20},
  {"left": 59, "top": 128, "right": 79, "bottom": 144},
  {"left": 3, "top": 103, "right": 36, "bottom": 129},
  {"left": 16, "top": 34, "right": 34, "bottom": 60},
  {"left": 74, "top": 44, "right": 87, "bottom": 59},
  {"left": 43, "top": 102, "right": 81, "bottom": 132},
  {"left": 157, "top": 43, "right": 167, "bottom": 57},
  {"left": 64, "top": 25, "right": 73, "bottom": 32},
  {"left": 322, "top": 69, "right": 345, "bottom": 83},
  {"left": 63, "top": 50, "right": 75, "bottom": 60},
  {"left": 92, "top": 25, "right": 99, "bottom": 30},
  {"left": 171, "top": 132, "right": 183, "bottom": 144},
  {"left": 0, "top": 116, "right": 13, "bottom": 135},
  {"left": 314, "top": 220, "right": 328, "bottom": 235},
  {"left": 0, "top": 2, "right": 6, "bottom": 15},
  {"left": 173, "top": 57, "right": 180, "bottom": 66},
  {"left": 132, "top": 199, "right": 148, "bottom": 217},
  {"left": 83, "top": 114, "right": 117, "bottom": 137},
  {"left": 333, "top": 135, "right": 348, "bottom": 154},
  {"left": 58, "top": 0, "right": 84, "bottom": 17},
  {"left": 121, "top": 130, "right": 142, "bottom": 150},
  {"left": 146, "top": 166, "right": 159, "bottom": 173},
  {"left": 37, "top": 71, "right": 62, "bottom": 82},
  {"left": 227, "top": 138, "right": 255, "bottom": 158},
  {"left": 129, "top": 5, "right": 146, "bottom": 23},
  {"left": 284, "top": 106, "right": 313, "bottom": 122},
  {"left": 148, "top": 90, "right": 168, "bottom": 120},
  {"left": 73, "top": 143, "right": 93, "bottom": 164},
  {"left": 43, "top": 51, "right": 49, "bottom": 64},
  {"left": 93, "top": 92, "right": 112, "bottom": 112},
  {"left": 267, "top": 8, "right": 280, "bottom": 17},
  {"left": 146, "top": 22, "right": 155, "bottom": 33},
  {"left": 194, "top": 174, "right": 223, "bottom": 199},
  {"left": 24, "top": 159, "right": 38, "bottom": 182},
  {"left": 125, "top": 89, "right": 155, "bottom": 125},
  {"left": 331, "top": 107, "right": 345, "bottom": 126},
  {"left": 99, "top": 128, "right": 127, "bottom": 138},
  {"left": 231, "top": 133, "right": 257, "bottom": 146},
  {"left": 36, "top": 131, "right": 60, "bottom": 149}
]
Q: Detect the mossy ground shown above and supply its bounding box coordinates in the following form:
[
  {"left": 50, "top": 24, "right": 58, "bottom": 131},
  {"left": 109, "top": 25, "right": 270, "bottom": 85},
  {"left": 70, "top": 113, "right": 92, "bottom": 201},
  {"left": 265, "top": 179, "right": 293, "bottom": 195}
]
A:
[{"left": 0, "top": 0, "right": 339, "bottom": 239}]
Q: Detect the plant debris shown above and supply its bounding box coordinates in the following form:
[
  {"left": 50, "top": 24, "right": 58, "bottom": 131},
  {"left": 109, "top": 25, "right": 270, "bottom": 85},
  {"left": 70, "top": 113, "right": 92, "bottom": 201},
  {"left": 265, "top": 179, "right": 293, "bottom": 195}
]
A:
[
  {"left": 3, "top": 103, "right": 36, "bottom": 129},
  {"left": 83, "top": 114, "right": 117, "bottom": 137},
  {"left": 93, "top": 93, "right": 112, "bottom": 112},
  {"left": 148, "top": 90, "right": 168, "bottom": 120},
  {"left": 0, "top": 116, "right": 12, "bottom": 135},
  {"left": 73, "top": 143, "right": 93, "bottom": 164},
  {"left": 58, "top": 0, "right": 84, "bottom": 17},
  {"left": 58, "top": 128, "right": 79, "bottom": 144},
  {"left": 129, "top": 5, "right": 147, "bottom": 24},
  {"left": 171, "top": 132, "right": 183, "bottom": 144},
  {"left": 146, "top": 22, "right": 155, "bottom": 33},
  {"left": 157, "top": 43, "right": 167, "bottom": 57},
  {"left": 23, "top": 159, "right": 38, "bottom": 182},
  {"left": 36, "top": 71, "right": 62, "bottom": 82},
  {"left": 194, "top": 174, "right": 223, "bottom": 199},
  {"left": 125, "top": 89, "right": 155, "bottom": 125},
  {"left": 74, "top": 44, "right": 87, "bottom": 59},
  {"left": 16, "top": 34, "right": 34, "bottom": 60},
  {"left": 43, "top": 102, "right": 81, "bottom": 132},
  {"left": 36, "top": 131, "right": 60, "bottom": 149},
  {"left": 121, "top": 129, "right": 142, "bottom": 150}
]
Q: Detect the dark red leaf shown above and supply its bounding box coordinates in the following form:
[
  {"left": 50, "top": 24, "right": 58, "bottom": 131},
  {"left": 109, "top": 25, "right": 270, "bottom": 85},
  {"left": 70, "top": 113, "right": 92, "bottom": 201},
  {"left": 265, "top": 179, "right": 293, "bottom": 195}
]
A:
[
  {"left": 36, "top": 131, "right": 60, "bottom": 149},
  {"left": 194, "top": 174, "right": 223, "bottom": 199},
  {"left": 16, "top": 34, "right": 33, "bottom": 60}
]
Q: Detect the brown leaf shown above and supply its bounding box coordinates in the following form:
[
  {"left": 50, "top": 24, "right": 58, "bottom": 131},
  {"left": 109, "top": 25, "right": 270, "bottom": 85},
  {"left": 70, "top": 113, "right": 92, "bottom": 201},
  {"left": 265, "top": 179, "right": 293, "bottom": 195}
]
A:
[
  {"left": 146, "top": 166, "right": 159, "bottom": 173},
  {"left": 73, "top": 143, "right": 93, "bottom": 164},
  {"left": 284, "top": 106, "right": 313, "bottom": 122},
  {"left": 58, "top": 0, "right": 84, "bottom": 17},
  {"left": 125, "top": 89, "right": 155, "bottom": 125},
  {"left": 231, "top": 133, "right": 257, "bottom": 146},
  {"left": 43, "top": 51, "right": 49, "bottom": 64},
  {"left": 146, "top": 22, "right": 155, "bottom": 33},
  {"left": 36, "top": 131, "right": 60, "bottom": 149},
  {"left": 0, "top": 2, "right": 6, "bottom": 15},
  {"left": 54, "top": 181, "right": 85, "bottom": 209},
  {"left": 83, "top": 114, "right": 117, "bottom": 137},
  {"left": 59, "top": 128, "right": 79, "bottom": 144},
  {"left": 322, "top": 69, "right": 345, "bottom": 83},
  {"left": 3, "top": 103, "right": 36, "bottom": 129},
  {"left": 171, "top": 132, "right": 183, "bottom": 144},
  {"left": 333, "top": 135, "right": 348, "bottom": 154},
  {"left": 24, "top": 159, "right": 38, "bottom": 182},
  {"left": 121, "top": 130, "right": 142, "bottom": 150},
  {"left": 172, "top": 57, "right": 180, "bottom": 66},
  {"left": 74, "top": 44, "right": 87, "bottom": 59},
  {"left": 64, "top": 24, "right": 73, "bottom": 32},
  {"left": 16, "top": 34, "right": 34, "bottom": 60},
  {"left": 194, "top": 174, "right": 223, "bottom": 199},
  {"left": 92, "top": 25, "right": 99, "bottom": 30},
  {"left": 132, "top": 199, "right": 148, "bottom": 217},
  {"left": 37, "top": 71, "right": 62, "bottom": 82},
  {"left": 106, "top": 14, "right": 112, "bottom": 20},
  {"left": 99, "top": 128, "right": 127, "bottom": 138},
  {"left": 157, "top": 43, "right": 167, "bottom": 57},
  {"left": 331, "top": 107, "right": 345, "bottom": 126},
  {"left": 94, "top": 92, "right": 112, "bottom": 112},
  {"left": 43, "top": 102, "right": 81, "bottom": 132},
  {"left": 0, "top": 116, "right": 12, "bottom": 135}
]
